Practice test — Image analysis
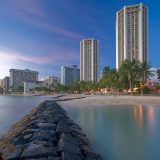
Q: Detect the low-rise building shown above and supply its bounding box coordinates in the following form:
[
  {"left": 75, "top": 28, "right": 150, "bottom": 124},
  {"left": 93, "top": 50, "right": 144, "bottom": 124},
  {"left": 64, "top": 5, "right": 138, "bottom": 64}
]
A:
[
  {"left": 43, "top": 75, "right": 60, "bottom": 87},
  {"left": 24, "top": 82, "right": 40, "bottom": 94}
]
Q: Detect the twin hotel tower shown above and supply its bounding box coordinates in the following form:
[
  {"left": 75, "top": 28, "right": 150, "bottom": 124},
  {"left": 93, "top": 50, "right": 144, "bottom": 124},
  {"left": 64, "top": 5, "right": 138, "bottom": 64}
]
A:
[
  {"left": 2, "top": 3, "right": 148, "bottom": 92},
  {"left": 61, "top": 3, "right": 147, "bottom": 86}
]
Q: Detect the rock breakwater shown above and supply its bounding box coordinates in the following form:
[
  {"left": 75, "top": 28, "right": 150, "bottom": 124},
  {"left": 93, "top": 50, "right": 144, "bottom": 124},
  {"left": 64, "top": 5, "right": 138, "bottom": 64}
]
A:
[{"left": 0, "top": 100, "right": 102, "bottom": 160}]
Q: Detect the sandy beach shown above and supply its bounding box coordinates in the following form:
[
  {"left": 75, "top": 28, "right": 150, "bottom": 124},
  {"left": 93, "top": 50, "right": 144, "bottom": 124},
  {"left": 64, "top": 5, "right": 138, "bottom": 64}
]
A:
[{"left": 58, "top": 95, "right": 160, "bottom": 107}]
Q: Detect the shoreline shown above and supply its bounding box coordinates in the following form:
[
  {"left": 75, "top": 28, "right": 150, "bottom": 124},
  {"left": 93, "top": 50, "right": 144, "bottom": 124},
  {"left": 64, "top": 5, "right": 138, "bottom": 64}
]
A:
[{"left": 58, "top": 95, "right": 160, "bottom": 106}]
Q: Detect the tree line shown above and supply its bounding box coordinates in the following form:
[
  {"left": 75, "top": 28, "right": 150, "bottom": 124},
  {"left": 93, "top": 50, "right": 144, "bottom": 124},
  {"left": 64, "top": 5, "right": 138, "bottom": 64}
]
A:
[
  {"left": 62, "top": 59, "right": 160, "bottom": 95},
  {"left": 1, "top": 59, "right": 160, "bottom": 94}
]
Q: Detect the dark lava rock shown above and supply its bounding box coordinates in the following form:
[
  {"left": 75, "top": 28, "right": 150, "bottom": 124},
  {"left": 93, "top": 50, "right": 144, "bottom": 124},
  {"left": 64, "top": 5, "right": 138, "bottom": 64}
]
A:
[
  {"left": 58, "top": 138, "right": 81, "bottom": 154},
  {"left": 52, "top": 114, "right": 65, "bottom": 124},
  {"left": 22, "top": 129, "right": 40, "bottom": 135},
  {"left": 21, "top": 142, "right": 57, "bottom": 159},
  {"left": 81, "top": 145, "right": 102, "bottom": 160},
  {"left": 56, "top": 122, "right": 71, "bottom": 134},
  {"left": 25, "top": 158, "right": 48, "bottom": 160},
  {"left": 5, "top": 101, "right": 102, "bottom": 160},
  {"left": 61, "top": 151, "right": 83, "bottom": 160},
  {"left": 71, "top": 131, "right": 89, "bottom": 145},
  {"left": 7, "top": 145, "right": 23, "bottom": 160},
  {"left": 37, "top": 123, "right": 56, "bottom": 130},
  {"left": 13, "top": 135, "right": 26, "bottom": 145},
  {"left": 23, "top": 134, "right": 33, "bottom": 140},
  {"left": 30, "top": 130, "right": 57, "bottom": 143},
  {"left": 48, "top": 157, "right": 61, "bottom": 160}
]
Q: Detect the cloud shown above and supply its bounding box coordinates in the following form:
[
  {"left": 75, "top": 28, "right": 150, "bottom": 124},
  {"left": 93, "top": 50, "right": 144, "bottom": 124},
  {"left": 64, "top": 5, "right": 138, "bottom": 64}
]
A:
[
  {"left": 17, "top": 0, "right": 45, "bottom": 17},
  {"left": 0, "top": 48, "right": 79, "bottom": 65},
  {"left": 18, "top": 16, "right": 83, "bottom": 40},
  {"left": 1, "top": 0, "right": 83, "bottom": 40},
  {"left": 0, "top": 48, "right": 80, "bottom": 78},
  {"left": 2, "top": 0, "right": 45, "bottom": 17}
]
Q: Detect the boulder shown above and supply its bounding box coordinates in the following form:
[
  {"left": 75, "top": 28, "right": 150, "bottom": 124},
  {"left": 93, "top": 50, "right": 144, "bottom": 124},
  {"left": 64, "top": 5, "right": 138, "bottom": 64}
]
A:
[
  {"left": 58, "top": 138, "right": 81, "bottom": 154},
  {"left": 21, "top": 142, "right": 57, "bottom": 159},
  {"left": 36, "top": 123, "right": 57, "bottom": 130},
  {"left": 29, "top": 130, "right": 57, "bottom": 143},
  {"left": 61, "top": 151, "right": 83, "bottom": 160}
]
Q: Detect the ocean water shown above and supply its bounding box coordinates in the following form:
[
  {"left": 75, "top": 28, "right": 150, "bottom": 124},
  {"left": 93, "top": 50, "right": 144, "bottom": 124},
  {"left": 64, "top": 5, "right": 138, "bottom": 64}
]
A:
[
  {"left": 63, "top": 103, "right": 160, "bottom": 160},
  {"left": 0, "top": 96, "right": 160, "bottom": 160},
  {"left": 0, "top": 95, "right": 53, "bottom": 134}
]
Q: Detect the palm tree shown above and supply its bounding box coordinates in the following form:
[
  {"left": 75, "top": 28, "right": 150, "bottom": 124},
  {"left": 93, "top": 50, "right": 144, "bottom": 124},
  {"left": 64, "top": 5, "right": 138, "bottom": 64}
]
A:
[
  {"left": 138, "top": 61, "right": 154, "bottom": 95},
  {"left": 139, "top": 61, "right": 153, "bottom": 83},
  {"left": 119, "top": 59, "right": 140, "bottom": 95},
  {"left": 0, "top": 87, "right": 3, "bottom": 94},
  {"left": 157, "top": 69, "right": 160, "bottom": 81},
  {"left": 79, "top": 81, "right": 86, "bottom": 93},
  {"left": 109, "top": 68, "right": 118, "bottom": 90}
]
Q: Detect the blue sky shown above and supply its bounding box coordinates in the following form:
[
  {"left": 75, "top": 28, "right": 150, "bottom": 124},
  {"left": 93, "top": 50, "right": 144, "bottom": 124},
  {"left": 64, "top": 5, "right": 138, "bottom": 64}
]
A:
[{"left": 0, "top": 0, "right": 159, "bottom": 79}]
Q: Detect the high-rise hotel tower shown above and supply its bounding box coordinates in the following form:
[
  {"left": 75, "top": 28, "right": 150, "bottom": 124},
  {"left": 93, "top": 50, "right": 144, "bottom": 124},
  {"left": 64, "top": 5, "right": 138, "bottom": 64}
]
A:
[
  {"left": 116, "top": 3, "right": 148, "bottom": 69},
  {"left": 80, "top": 38, "right": 99, "bottom": 82}
]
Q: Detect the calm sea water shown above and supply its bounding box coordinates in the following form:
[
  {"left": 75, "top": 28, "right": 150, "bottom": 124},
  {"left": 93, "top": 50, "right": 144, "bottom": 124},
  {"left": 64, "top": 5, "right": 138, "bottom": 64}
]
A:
[
  {"left": 0, "top": 96, "right": 160, "bottom": 160},
  {"left": 63, "top": 104, "right": 160, "bottom": 160},
  {"left": 0, "top": 95, "right": 53, "bottom": 134}
]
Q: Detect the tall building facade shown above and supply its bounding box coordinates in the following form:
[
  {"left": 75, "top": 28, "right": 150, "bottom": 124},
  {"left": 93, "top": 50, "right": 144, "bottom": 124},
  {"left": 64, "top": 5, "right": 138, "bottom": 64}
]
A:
[
  {"left": 116, "top": 3, "right": 148, "bottom": 69},
  {"left": 61, "top": 65, "right": 80, "bottom": 86},
  {"left": 80, "top": 38, "right": 99, "bottom": 82},
  {"left": 10, "top": 69, "right": 38, "bottom": 90}
]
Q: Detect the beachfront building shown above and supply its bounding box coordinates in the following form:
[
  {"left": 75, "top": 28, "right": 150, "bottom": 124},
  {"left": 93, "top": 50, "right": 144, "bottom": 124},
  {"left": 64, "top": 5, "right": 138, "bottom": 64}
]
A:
[
  {"left": 2, "top": 76, "right": 10, "bottom": 93},
  {"left": 80, "top": 38, "right": 99, "bottom": 82},
  {"left": 116, "top": 3, "right": 148, "bottom": 69},
  {"left": 0, "top": 79, "right": 3, "bottom": 87},
  {"left": 43, "top": 75, "right": 60, "bottom": 87},
  {"left": 24, "top": 82, "right": 39, "bottom": 94},
  {"left": 10, "top": 69, "right": 38, "bottom": 90},
  {"left": 61, "top": 65, "right": 80, "bottom": 86}
]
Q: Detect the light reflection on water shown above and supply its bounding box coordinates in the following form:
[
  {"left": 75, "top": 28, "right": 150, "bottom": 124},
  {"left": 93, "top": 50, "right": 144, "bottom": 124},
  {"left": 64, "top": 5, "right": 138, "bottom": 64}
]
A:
[
  {"left": 0, "top": 96, "right": 160, "bottom": 160},
  {"left": 63, "top": 104, "right": 160, "bottom": 160}
]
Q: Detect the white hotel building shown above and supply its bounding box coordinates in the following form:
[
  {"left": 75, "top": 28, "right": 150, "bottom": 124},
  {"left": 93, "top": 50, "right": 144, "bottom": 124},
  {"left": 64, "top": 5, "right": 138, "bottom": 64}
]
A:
[
  {"left": 116, "top": 3, "right": 148, "bottom": 69},
  {"left": 10, "top": 69, "right": 38, "bottom": 90},
  {"left": 80, "top": 38, "right": 99, "bottom": 82}
]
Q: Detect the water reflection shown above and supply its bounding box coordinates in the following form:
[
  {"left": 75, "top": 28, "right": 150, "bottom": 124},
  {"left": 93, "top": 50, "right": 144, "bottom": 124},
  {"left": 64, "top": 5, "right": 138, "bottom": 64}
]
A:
[
  {"left": 133, "top": 105, "right": 144, "bottom": 127},
  {"left": 133, "top": 105, "right": 155, "bottom": 129},
  {"left": 0, "top": 96, "right": 160, "bottom": 160},
  {"left": 63, "top": 103, "right": 160, "bottom": 160},
  {"left": 147, "top": 106, "right": 155, "bottom": 129}
]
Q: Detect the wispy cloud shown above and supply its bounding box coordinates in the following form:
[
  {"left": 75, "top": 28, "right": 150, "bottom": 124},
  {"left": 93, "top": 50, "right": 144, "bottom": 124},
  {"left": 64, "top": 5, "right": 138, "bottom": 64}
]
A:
[
  {"left": 0, "top": 48, "right": 79, "bottom": 65},
  {"left": 17, "top": 16, "right": 83, "bottom": 40},
  {"left": 0, "top": 48, "right": 79, "bottom": 79},
  {"left": 1, "top": 0, "right": 83, "bottom": 40},
  {"left": 2, "top": 0, "right": 45, "bottom": 17},
  {"left": 26, "top": 17, "right": 82, "bottom": 40}
]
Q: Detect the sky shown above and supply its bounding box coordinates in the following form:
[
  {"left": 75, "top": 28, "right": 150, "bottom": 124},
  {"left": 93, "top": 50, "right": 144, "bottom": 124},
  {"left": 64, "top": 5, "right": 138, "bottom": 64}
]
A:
[{"left": 0, "top": 0, "right": 159, "bottom": 79}]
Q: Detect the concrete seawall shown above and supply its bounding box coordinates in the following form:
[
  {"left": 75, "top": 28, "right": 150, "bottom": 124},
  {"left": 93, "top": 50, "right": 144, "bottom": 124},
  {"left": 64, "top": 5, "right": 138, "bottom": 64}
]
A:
[{"left": 0, "top": 100, "right": 102, "bottom": 160}]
